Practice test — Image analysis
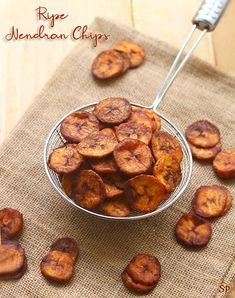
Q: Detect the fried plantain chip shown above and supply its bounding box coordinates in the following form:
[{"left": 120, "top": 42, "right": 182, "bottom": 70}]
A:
[
  {"left": 122, "top": 270, "right": 154, "bottom": 294},
  {"left": 100, "top": 198, "right": 130, "bottom": 217},
  {"left": 113, "top": 139, "right": 154, "bottom": 175},
  {"left": 77, "top": 131, "right": 118, "bottom": 158},
  {"left": 94, "top": 97, "right": 132, "bottom": 124},
  {"left": 126, "top": 175, "right": 168, "bottom": 213},
  {"left": 0, "top": 240, "right": 26, "bottom": 279},
  {"left": 185, "top": 120, "right": 220, "bottom": 148},
  {"left": 60, "top": 111, "right": 100, "bottom": 143},
  {"left": 115, "top": 122, "right": 152, "bottom": 145},
  {"left": 151, "top": 131, "right": 183, "bottom": 163},
  {"left": 92, "top": 50, "right": 125, "bottom": 79},
  {"left": 41, "top": 250, "right": 74, "bottom": 283},
  {"left": 189, "top": 142, "right": 222, "bottom": 161},
  {"left": 128, "top": 107, "right": 153, "bottom": 131},
  {"left": 192, "top": 185, "right": 228, "bottom": 218},
  {"left": 114, "top": 40, "right": 146, "bottom": 68},
  {"left": 153, "top": 157, "right": 182, "bottom": 192},
  {"left": 90, "top": 155, "right": 118, "bottom": 174},
  {"left": 0, "top": 208, "right": 23, "bottom": 239},
  {"left": 48, "top": 144, "right": 83, "bottom": 174},
  {"left": 213, "top": 149, "right": 235, "bottom": 179},
  {"left": 175, "top": 213, "right": 212, "bottom": 248},
  {"left": 73, "top": 170, "right": 106, "bottom": 209},
  {"left": 126, "top": 254, "right": 161, "bottom": 286}
]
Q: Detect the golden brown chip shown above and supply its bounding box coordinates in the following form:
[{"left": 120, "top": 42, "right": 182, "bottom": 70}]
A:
[
  {"left": 125, "top": 175, "right": 168, "bottom": 213},
  {"left": 189, "top": 142, "right": 222, "bottom": 161},
  {"left": 0, "top": 240, "right": 26, "bottom": 279},
  {"left": 73, "top": 170, "right": 106, "bottom": 209},
  {"left": 77, "top": 131, "right": 118, "bottom": 158},
  {"left": 100, "top": 198, "right": 130, "bottom": 217},
  {"left": 192, "top": 185, "right": 229, "bottom": 218},
  {"left": 153, "top": 157, "right": 182, "bottom": 192},
  {"left": 115, "top": 122, "right": 152, "bottom": 145},
  {"left": 50, "top": 237, "right": 79, "bottom": 260},
  {"left": 60, "top": 111, "right": 100, "bottom": 143},
  {"left": 40, "top": 250, "right": 74, "bottom": 283},
  {"left": 92, "top": 50, "right": 125, "bottom": 79},
  {"left": 175, "top": 213, "right": 212, "bottom": 247},
  {"left": 48, "top": 144, "right": 83, "bottom": 174},
  {"left": 122, "top": 270, "right": 154, "bottom": 294},
  {"left": 151, "top": 131, "right": 183, "bottom": 163},
  {"left": 126, "top": 254, "right": 161, "bottom": 286},
  {"left": 0, "top": 208, "right": 23, "bottom": 239},
  {"left": 113, "top": 139, "right": 154, "bottom": 176},
  {"left": 128, "top": 107, "right": 153, "bottom": 131},
  {"left": 94, "top": 97, "right": 132, "bottom": 124},
  {"left": 114, "top": 40, "right": 145, "bottom": 68},
  {"left": 185, "top": 120, "right": 220, "bottom": 148},
  {"left": 213, "top": 149, "right": 235, "bottom": 179},
  {"left": 90, "top": 155, "right": 118, "bottom": 174},
  {"left": 221, "top": 187, "right": 233, "bottom": 215}
]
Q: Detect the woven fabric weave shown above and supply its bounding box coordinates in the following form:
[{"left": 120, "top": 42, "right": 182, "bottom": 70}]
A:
[{"left": 0, "top": 18, "right": 234, "bottom": 298}]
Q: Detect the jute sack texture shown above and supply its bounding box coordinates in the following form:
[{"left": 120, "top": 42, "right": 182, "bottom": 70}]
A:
[{"left": 0, "top": 18, "right": 234, "bottom": 298}]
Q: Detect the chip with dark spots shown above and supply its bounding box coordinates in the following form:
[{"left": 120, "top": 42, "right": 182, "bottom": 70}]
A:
[
  {"left": 94, "top": 97, "right": 132, "bottom": 124},
  {"left": 73, "top": 170, "right": 106, "bottom": 209},
  {"left": 153, "top": 157, "right": 182, "bottom": 192},
  {"left": 77, "top": 131, "right": 118, "bottom": 158},
  {"left": 114, "top": 139, "right": 154, "bottom": 176},
  {"left": 92, "top": 50, "right": 125, "bottom": 79},
  {"left": 114, "top": 40, "right": 146, "bottom": 68},
  {"left": 0, "top": 240, "right": 27, "bottom": 279},
  {"left": 175, "top": 213, "right": 212, "bottom": 248},
  {"left": 213, "top": 149, "right": 235, "bottom": 179},
  {"left": 115, "top": 122, "right": 152, "bottom": 145},
  {"left": 192, "top": 185, "right": 229, "bottom": 218},
  {"left": 185, "top": 120, "right": 220, "bottom": 148},
  {"left": 151, "top": 131, "right": 183, "bottom": 163},
  {"left": 48, "top": 144, "right": 83, "bottom": 174},
  {"left": 189, "top": 142, "right": 222, "bottom": 161},
  {"left": 60, "top": 111, "right": 100, "bottom": 143},
  {"left": 40, "top": 237, "right": 78, "bottom": 283},
  {"left": 128, "top": 107, "right": 153, "bottom": 131},
  {"left": 121, "top": 254, "right": 160, "bottom": 294},
  {"left": 125, "top": 175, "right": 168, "bottom": 213},
  {"left": 0, "top": 208, "right": 23, "bottom": 240}
]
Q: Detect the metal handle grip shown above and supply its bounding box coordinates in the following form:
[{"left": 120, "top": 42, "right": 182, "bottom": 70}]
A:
[{"left": 193, "top": 0, "right": 230, "bottom": 31}]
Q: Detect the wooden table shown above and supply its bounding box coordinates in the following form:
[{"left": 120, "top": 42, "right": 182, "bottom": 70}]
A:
[{"left": 0, "top": 1, "right": 234, "bottom": 296}]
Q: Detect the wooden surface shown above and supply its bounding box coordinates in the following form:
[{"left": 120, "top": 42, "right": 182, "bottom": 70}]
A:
[
  {"left": 0, "top": 0, "right": 235, "bottom": 142},
  {"left": 0, "top": 1, "right": 235, "bottom": 296}
]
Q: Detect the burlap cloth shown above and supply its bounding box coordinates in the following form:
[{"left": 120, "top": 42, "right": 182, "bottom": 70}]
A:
[{"left": 0, "top": 17, "right": 234, "bottom": 298}]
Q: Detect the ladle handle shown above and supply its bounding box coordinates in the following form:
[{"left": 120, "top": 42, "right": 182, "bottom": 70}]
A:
[
  {"left": 193, "top": 0, "right": 230, "bottom": 31},
  {"left": 151, "top": 0, "right": 230, "bottom": 112}
]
